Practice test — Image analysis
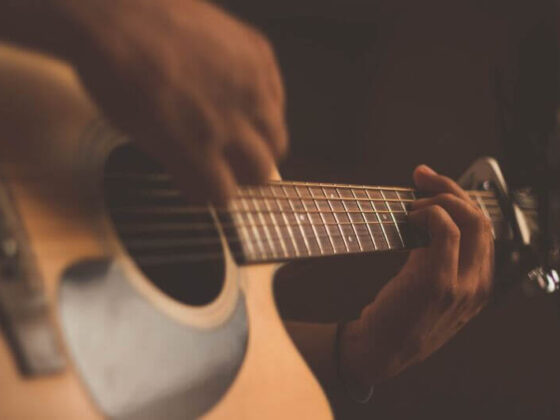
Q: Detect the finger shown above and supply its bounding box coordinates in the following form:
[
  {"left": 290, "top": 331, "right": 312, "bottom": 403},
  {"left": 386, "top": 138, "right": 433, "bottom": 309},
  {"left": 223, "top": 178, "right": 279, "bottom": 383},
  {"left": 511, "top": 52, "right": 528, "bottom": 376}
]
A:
[
  {"left": 246, "top": 26, "right": 286, "bottom": 105},
  {"left": 224, "top": 116, "right": 277, "bottom": 184},
  {"left": 242, "top": 29, "right": 288, "bottom": 159},
  {"left": 413, "top": 165, "right": 473, "bottom": 204},
  {"left": 137, "top": 141, "right": 238, "bottom": 204},
  {"left": 411, "top": 193, "right": 491, "bottom": 275},
  {"left": 407, "top": 205, "right": 460, "bottom": 279},
  {"left": 412, "top": 194, "right": 494, "bottom": 319},
  {"left": 251, "top": 97, "right": 289, "bottom": 159},
  {"left": 167, "top": 147, "right": 238, "bottom": 205}
]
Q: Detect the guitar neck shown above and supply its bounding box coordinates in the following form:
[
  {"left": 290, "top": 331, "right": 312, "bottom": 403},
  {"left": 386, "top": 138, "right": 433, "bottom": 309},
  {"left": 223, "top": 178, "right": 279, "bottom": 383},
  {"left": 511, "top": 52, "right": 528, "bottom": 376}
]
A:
[{"left": 223, "top": 180, "right": 507, "bottom": 264}]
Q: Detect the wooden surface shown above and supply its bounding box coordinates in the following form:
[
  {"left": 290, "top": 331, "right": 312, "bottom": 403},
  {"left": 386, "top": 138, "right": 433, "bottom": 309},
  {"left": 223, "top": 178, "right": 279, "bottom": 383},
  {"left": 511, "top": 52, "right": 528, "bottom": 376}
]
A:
[{"left": 0, "top": 44, "right": 331, "bottom": 419}]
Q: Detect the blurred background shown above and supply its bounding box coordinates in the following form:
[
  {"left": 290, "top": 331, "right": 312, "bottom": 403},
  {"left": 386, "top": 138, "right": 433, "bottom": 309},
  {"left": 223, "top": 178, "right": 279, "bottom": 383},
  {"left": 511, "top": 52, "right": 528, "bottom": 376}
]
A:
[{"left": 224, "top": 1, "right": 559, "bottom": 418}]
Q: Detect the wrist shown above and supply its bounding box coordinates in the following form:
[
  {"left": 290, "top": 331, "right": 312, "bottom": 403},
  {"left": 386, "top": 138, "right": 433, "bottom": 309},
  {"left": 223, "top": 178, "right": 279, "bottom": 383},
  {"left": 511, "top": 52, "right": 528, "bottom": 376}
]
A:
[{"left": 337, "top": 319, "right": 375, "bottom": 402}]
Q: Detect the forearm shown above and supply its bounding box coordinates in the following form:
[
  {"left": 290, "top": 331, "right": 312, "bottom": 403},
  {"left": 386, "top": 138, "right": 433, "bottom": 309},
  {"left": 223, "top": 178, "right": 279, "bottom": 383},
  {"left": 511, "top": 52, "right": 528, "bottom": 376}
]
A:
[{"left": 285, "top": 320, "right": 373, "bottom": 395}]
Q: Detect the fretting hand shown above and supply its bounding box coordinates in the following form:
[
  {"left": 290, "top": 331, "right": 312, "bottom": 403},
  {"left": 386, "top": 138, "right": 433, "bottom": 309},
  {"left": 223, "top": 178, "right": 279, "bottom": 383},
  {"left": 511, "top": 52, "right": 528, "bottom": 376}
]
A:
[{"left": 340, "top": 165, "right": 494, "bottom": 388}]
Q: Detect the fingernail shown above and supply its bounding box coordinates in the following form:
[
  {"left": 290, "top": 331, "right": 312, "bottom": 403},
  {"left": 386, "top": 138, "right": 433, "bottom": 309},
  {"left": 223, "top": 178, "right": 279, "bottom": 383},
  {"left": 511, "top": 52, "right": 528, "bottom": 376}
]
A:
[{"left": 419, "top": 164, "right": 436, "bottom": 175}]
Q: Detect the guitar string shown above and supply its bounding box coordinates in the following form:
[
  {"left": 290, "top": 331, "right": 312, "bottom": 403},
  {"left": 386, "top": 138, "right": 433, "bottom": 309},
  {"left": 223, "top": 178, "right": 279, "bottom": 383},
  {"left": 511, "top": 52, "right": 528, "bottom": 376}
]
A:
[
  {"left": 113, "top": 213, "right": 506, "bottom": 235},
  {"left": 109, "top": 197, "right": 506, "bottom": 232},
  {"left": 105, "top": 173, "right": 502, "bottom": 200},
  {"left": 112, "top": 213, "right": 508, "bottom": 267},
  {"left": 104, "top": 196, "right": 506, "bottom": 215},
  {"left": 4, "top": 170, "right": 527, "bottom": 263},
  {"left": 31, "top": 209, "right": 507, "bottom": 264},
  {"left": 106, "top": 188, "right": 509, "bottom": 265}
]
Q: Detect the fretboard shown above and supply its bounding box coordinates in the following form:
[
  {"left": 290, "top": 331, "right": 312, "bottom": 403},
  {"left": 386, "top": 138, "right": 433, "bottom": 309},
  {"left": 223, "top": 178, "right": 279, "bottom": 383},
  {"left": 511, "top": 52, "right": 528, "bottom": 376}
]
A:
[{"left": 223, "top": 181, "right": 508, "bottom": 264}]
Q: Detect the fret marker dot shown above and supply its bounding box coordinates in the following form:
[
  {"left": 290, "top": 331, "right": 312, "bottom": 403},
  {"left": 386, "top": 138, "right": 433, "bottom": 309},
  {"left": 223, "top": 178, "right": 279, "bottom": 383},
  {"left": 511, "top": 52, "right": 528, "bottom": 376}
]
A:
[
  {"left": 299, "top": 215, "right": 305, "bottom": 221},
  {"left": 348, "top": 236, "right": 353, "bottom": 242},
  {"left": 330, "top": 194, "right": 335, "bottom": 198}
]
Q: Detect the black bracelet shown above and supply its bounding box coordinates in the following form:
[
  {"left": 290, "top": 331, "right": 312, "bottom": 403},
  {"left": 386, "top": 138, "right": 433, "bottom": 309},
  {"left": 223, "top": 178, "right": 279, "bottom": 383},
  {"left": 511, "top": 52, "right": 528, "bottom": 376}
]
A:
[{"left": 334, "top": 321, "right": 374, "bottom": 404}]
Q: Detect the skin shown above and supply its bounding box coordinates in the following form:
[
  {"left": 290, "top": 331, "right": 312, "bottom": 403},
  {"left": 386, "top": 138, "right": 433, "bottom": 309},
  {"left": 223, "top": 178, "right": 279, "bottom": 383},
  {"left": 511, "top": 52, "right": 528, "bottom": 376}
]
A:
[
  {"left": 2, "top": 0, "right": 288, "bottom": 203},
  {"left": 0, "top": 0, "right": 494, "bottom": 397},
  {"left": 340, "top": 165, "right": 494, "bottom": 389}
]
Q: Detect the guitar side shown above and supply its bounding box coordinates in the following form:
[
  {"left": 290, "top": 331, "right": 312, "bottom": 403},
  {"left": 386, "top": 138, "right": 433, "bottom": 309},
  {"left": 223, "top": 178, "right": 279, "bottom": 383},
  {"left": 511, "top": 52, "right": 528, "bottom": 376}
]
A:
[{"left": 0, "top": 44, "right": 331, "bottom": 419}]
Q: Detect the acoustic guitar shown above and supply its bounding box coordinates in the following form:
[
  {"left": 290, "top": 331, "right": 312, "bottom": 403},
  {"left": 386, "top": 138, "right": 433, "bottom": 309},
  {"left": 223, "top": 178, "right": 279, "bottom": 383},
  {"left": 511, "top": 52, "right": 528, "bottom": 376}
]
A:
[{"left": 0, "top": 44, "right": 545, "bottom": 419}]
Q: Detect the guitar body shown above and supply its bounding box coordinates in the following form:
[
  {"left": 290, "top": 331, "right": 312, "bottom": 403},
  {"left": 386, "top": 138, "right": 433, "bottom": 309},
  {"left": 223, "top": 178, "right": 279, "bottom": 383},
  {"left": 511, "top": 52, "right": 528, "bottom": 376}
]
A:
[{"left": 0, "top": 44, "right": 331, "bottom": 419}]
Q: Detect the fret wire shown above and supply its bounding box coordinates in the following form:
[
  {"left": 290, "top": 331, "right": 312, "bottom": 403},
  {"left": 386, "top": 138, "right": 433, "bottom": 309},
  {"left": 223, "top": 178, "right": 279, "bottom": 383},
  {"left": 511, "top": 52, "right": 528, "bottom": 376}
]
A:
[
  {"left": 117, "top": 215, "right": 504, "bottom": 235},
  {"left": 251, "top": 195, "right": 279, "bottom": 259},
  {"left": 285, "top": 186, "right": 312, "bottom": 256},
  {"left": 317, "top": 197, "right": 337, "bottom": 253},
  {"left": 261, "top": 191, "right": 289, "bottom": 258},
  {"left": 344, "top": 190, "right": 364, "bottom": 252},
  {"left": 108, "top": 172, "right": 486, "bottom": 197},
  {"left": 272, "top": 187, "right": 302, "bottom": 256},
  {"left": 236, "top": 194, "right": 417, "bottom": 203},
  {"left": 241, "top": 226, "right": 359, "bottom": 254},
  {"left": 396, "top": 190, "right": 411, "bottom": 246},
  {"left": 112, "top": 216, "right": 507, "bottom": 267},
  {"left": 107, "top": 195, "right": 502, "bottom": 215},
  {"left": 242, "top": 221, "right": 502, "bottom": 250},
  {"left": 112, "top": 204, "right": 501, "bottom": 216},
  {"left": 238, "top": 197, "right": 266, "bottom": 259},
  {"left": 112, "top": 201, "right": 500, "bottom": 217},
  {"left": 108, "top": 172, "right": 500, "bottom": 201},
  {"left": 237, "top": 194, "right": 502, "bottom": 206},
  {"left": 356, "top": 194, "right": 381, "bottom": 250},
  {"left": 227, "top": 200, "right": 257, "bottom": 260},
  {"left": 370, "top": 195, "right": 392, "bottom": 249},
  {"left": 117, "top": 213, "right": 506, "bottom": 252},
  {"left": 106, "top": 172, "right": 482, "bottom": 194},
  {"left": 323, "top": 187, "right": 351, "bottom": 253},
  {"left": 227, "top": 209, "right": 407, "bottom": 215},
  {"left": 109, "top": 177, "right": 511, "bottom": 263},
  {"left": 269, "top": 180, "right": 416, "bottom": 193},
  {"left": 355, "top": 188, "right": 380, "bottom": 251},
  {"left": 297, "top": 186, "right": 326, "bottom": 255},
  {"left": 381, "top": 189, "right": 405, "bottom": 248},
  {"left": 109, "top": 190, "right": 500, "bottom": 208}
]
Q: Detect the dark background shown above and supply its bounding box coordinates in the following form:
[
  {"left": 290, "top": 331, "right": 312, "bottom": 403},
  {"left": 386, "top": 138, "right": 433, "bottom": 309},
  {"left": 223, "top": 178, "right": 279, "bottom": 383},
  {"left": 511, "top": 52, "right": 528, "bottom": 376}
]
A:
[{"left": 227, "top": 1, "right": 560, "bottom": 418}]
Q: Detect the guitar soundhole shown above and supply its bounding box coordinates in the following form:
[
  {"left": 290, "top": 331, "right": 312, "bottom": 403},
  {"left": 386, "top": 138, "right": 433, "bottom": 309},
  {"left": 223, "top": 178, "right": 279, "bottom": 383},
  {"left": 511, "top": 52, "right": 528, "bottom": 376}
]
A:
[{"left": 104, "top": 144, "right": 225, "bottom": 306}]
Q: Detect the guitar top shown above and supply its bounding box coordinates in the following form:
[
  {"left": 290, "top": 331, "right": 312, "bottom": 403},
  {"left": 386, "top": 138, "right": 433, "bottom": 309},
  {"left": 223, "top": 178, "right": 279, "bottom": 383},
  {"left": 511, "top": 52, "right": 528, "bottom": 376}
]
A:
[{"left": 0, "top": 43, "right": 547, "bottom": 419}]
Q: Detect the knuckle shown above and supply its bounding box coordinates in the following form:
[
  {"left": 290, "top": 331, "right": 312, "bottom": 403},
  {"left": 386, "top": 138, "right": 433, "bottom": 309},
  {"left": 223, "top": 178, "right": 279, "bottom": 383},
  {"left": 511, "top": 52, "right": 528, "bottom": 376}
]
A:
[
  {"left": 472, "top": 211, "right": 491, "bottom": 235},
  {"left": 440, "top": 175, "right": 457, "bottom": 191},
  {"left": 439, "top": 192, "right": 456, "bottom": 203},
  {"left": 445, "top": 221, "right": 461, "bottom": 242},
  {"left": 475, "top": 281, "right": 492, "bottom": 304},
  {"left": 481, "top": 216, "right": 493, "bottom": 234},
  {"left": 428, "top": 205, "right": 461, "bottom": 241},
  {"left": 432, "top": 279, "right": 457, "bottom": 307},
  {"left": 474, "top": 287, "right": 490, "bottom": 306},
  {"left": 428, "top": 204, "right": 447, "bottom": 220}
]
